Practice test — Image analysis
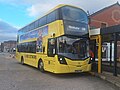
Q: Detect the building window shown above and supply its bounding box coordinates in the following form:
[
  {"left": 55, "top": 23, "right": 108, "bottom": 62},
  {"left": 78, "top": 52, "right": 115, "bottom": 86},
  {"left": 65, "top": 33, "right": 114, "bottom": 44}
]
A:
[
  {"left": 101, "top": 23, "right": 106, "bottom": 28},
  {"left": 90, "top": 26, "right": 97, "bottom": 30}
]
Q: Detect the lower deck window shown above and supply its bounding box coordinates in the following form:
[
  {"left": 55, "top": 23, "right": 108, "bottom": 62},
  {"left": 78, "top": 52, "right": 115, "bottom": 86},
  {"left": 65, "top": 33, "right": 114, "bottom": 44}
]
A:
[{"left": 17, "top": 41, "right": 36, "bottom": 53}]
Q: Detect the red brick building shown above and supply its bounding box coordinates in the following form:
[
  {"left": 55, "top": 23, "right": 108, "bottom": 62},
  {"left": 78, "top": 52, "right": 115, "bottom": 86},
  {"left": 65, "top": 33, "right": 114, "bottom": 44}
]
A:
[
  {"left": 90, "top": 2, "right": 120, "bottom": 29},
  {"left": 3, "top": 40, "right": 16, "bottom": 52},
  {"left": 90, "top": 2, "right": 120, "bottom": 59}
]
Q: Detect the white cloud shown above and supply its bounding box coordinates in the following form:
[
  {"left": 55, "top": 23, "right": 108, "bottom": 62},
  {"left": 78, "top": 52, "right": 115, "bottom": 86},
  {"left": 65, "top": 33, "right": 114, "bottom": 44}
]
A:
[
  {"left": 27, "top": 3, "right": 56, "bottom": 17},
  {"left": 26, "top": 0, "right": 82, "bottom": 17},
  {"left": 0, "top": 18, "right": 2, "bottom": 21},
  {"left": 0, "top": 20, "right": 18, "bottom": 42},
  {"left": 13, "top": 26, "right": 21, "bottom": 29},
  {"left": 0, "top": 0, "right": 119, "bottom": 17},
  {"left": 0, "top": 19, "right": 19, "bottom": 30},
  {"left": 26, "top": 0, "right": 119, "bottom": 17}
]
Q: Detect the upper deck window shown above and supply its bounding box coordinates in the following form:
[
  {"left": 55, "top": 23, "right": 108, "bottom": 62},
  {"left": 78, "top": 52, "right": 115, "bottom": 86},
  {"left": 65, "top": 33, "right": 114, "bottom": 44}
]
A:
[
  {"left": 47, "top": 11, "right": 56, "bottom": 23},
  {"left": 39, "top": 16, "right": 47, "bottom": 26},
  {"left": 61, "top": 6, "right": 88, "bottom": 24}
]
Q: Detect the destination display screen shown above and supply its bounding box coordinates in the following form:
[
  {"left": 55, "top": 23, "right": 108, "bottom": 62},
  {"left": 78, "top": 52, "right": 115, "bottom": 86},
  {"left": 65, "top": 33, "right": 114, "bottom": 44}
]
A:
[
  {"left": 64, "top": 20, "right": 88, "bottom": 36},
  {"left": 61, "top": 6, "right": 89, "bottom": 36}
]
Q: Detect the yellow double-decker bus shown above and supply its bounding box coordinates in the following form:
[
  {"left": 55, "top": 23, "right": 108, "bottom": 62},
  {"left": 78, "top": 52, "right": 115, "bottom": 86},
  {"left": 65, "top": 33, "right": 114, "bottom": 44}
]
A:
[{"left": 16, "top": 4, "right": 91, "bottom": 73}]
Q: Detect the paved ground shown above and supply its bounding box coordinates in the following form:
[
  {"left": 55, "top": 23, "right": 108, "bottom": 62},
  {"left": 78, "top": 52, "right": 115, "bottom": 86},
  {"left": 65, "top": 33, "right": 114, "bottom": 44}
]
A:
[{"left": 0, "top": 53, "right": 119, "bottom": 90}]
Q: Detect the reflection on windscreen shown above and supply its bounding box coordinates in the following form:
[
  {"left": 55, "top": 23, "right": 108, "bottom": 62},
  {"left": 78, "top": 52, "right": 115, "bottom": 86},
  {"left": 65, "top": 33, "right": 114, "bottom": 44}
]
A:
[
  {"left": 57, "top": 36, "right": 89, "bottom": 60},
  {"left": 62, "top": 6, "right": 88, "bottom": 24}
]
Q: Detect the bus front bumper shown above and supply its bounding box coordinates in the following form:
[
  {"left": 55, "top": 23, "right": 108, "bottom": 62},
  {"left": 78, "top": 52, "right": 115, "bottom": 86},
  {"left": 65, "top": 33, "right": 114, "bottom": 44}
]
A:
[{"left": 54, "top": 64, "right": 91, "bottom": 74}]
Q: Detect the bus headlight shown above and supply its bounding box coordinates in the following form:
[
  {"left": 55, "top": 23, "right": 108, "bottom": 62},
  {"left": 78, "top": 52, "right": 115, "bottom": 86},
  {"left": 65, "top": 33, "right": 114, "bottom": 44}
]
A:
[
  {"left": 58, "top": 55, "right": 67, "bottom": 65},
  {"left": 60, "top": 58, "right": 63, "bottom": 61},
  {"left": 90, "top": 57, "right": 93, "bottom": 61},
  {"left": 88, "top": 57, "right": 92, "bottom": 64}
]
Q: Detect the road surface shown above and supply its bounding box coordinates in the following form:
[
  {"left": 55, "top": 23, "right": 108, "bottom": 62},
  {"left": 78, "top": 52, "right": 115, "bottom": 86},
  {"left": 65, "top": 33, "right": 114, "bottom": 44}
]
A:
[{"left": 0, "top": 53, "right": 119, "bottom": 90}]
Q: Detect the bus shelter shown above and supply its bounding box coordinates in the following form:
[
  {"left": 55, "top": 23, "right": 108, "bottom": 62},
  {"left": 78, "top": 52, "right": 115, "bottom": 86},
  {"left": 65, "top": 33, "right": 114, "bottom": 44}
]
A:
[{"left": 89, "top": 25, "right": 120, "bottom": 76}]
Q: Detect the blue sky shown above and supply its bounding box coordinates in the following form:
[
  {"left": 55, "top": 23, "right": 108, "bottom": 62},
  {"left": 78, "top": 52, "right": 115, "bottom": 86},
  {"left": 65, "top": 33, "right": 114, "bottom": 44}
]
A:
[
  {"left": 0, "top": 1, "right": 34, "bottom": 28},
  {"left": 0, "top": 0, "right": 119, "bottom": 42}
]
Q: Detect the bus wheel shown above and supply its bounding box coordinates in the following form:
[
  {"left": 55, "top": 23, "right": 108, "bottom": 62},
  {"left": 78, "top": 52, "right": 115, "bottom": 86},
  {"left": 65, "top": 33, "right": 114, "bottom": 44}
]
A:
[
  {"left": 21, "top": 57, "right": 24, "bottom": 65},
  {"left": 38, "top": 60, "right": 44, "bottom": 72}
]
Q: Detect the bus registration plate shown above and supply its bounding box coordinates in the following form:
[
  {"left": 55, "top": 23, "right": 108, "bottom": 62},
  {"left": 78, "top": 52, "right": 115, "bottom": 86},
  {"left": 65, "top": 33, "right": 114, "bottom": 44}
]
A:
[{"left": 75, "top": 70, "right": 82, "bottom": 72}]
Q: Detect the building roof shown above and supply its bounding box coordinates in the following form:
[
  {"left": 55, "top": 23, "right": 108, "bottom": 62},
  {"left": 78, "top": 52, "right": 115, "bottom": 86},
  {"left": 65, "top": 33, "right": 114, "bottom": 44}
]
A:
[
  {"left": 90, "top": 2, "right": 120, "bottom": 17},
  {"left": 4, "top": 40, "right": 16, "bottom": 43}
]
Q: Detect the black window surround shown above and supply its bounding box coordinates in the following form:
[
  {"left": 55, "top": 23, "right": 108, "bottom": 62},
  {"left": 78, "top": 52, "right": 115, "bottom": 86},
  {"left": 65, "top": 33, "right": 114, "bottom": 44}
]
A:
[
  {"left": 17, "top": 41, "right": 36, "bottom": 53},
  {"left": 19, "top": 9, "right": 60, "bottom": 34}
]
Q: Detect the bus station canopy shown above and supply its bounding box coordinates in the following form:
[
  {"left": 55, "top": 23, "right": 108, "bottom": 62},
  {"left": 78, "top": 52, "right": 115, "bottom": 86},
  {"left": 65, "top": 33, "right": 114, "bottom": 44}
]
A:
[
  {"left": 90, "top": 24, "right": 120, "bottom": 42},
  {"left": 89, "top": 24, "right": 120, "bottom": 76}
]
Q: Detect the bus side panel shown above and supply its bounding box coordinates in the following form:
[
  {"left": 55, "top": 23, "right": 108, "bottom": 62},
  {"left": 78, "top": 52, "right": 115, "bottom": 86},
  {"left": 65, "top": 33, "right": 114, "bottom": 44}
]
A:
[
  {"left": 48, "top": 20, "right": 64, "bottom": 38},
  {"left": 22, "top": 53, "right": 36, "bottom": 67},
  {"left": 36, "top": 53, "right": 56, "bottom": 72},
  {"left": 16, "top": 52, "right": 21, "bottom": 62},
  {"left": 35, "top": 20, "right": 65, "bottom": 72}
]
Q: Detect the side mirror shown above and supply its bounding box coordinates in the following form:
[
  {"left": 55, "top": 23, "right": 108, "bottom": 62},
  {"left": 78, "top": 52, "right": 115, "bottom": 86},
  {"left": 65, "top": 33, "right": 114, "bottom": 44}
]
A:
[{"left": 43, "top": 46, "right": 45, "bottom": 54}]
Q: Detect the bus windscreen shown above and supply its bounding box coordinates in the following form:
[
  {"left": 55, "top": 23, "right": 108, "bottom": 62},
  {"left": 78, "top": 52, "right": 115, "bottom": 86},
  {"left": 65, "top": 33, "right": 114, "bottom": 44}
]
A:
[{"left": 62, "top": 6, "right": 88, "bottom": 24}]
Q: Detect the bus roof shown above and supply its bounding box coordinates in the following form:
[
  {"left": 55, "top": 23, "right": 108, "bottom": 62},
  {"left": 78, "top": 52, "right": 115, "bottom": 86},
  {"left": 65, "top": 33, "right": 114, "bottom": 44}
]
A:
[{"left": 19, "top": 4, "right": 84, "bottom": 31}]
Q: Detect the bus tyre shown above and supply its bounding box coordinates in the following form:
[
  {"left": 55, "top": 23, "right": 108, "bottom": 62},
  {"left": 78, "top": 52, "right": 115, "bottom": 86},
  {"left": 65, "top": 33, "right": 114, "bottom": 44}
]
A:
[
  {"left": 38, "top": 60, "right": 44, "bottom": 72},
  {"left": 21, "top": 57, "right": 24, "bottom": 65}
]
